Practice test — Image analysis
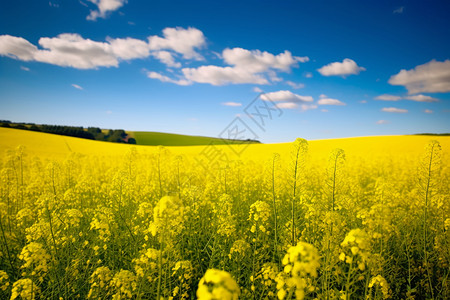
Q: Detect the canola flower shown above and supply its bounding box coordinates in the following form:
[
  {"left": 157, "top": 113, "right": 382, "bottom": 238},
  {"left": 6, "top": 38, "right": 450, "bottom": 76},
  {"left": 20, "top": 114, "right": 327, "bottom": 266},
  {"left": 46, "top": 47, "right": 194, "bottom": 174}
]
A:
[
  {"left": 18, "top": 242, "right": 51, "bottom": 282},
  {"left": 368, "top": 275, "right": 391, "bottom": 299},
  {"left": 87, "top": 266, "right": 113, "bottom": 299},
  {"left": 10, "top": 278, "right": 40, "bottom": 300},
  {"left": 0, "top": 270, "right": 9, "bottom": 291},
  {"left": 109, "top": 270, "right": 137, "bottom": 300},
  {"left": 0, "top": 136, "right": 449, "bottom": 299},
  {"left": 197, "top": 269, "right": 240, "bottom": 300},
  {"left": 277, "top": 242, "right": 320, "bottom": 300}
]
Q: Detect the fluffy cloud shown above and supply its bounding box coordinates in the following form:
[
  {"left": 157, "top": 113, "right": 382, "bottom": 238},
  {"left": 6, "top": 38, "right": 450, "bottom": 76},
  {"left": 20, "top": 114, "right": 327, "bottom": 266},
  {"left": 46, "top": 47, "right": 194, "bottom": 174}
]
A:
[
  {"left": 253, "top": 87, "right": 263, "bottom": 93},
  {"left": 147, "top": 71, "right": 190, "bottom": 86},
  {"left": 375, "top": 94, "right": 402, "bottom": 101},
  {"left": 33, "top": 34, "right": 119, "bottom": 69},
  {"left": 381, "top": 107, "right": 408, "bottom": 113},
  {"left": 260, "top": 90, "right": 313, "bottom": 102},
  {"left": 0, "top": 28, "right": 205, "bottom": 69},
  {"left": 107, "top": 37, "right": 150, "bottom": 60},
  {"left": 0, "top": 34, "right": 135, "bottom": 69},
  {"left": 286, "top": 81, "right": 305, "bottom": 89},
  {"left": 317, "top": 98, "right": 346, "bottom": 105},
  {"left": 376, "top": 120, "right": 390, "bottom": 125},
  {"left": 388, "top": 59, "right": 450, "bottom": 94},
  {"left": 148, "top": 27, "right": 206, "bottom": 60},
  {"left": 300, "top": 104, "right": 318, "bottom": 111},
  {"left": 182, "top": 65, "right": 268, "bottom": 85},
  {"left": 0, "top": 35, "right": 38, "bottom": 61},
  {"left": 20, "top": 66, "right": 30, "bottom": 71},
  {"left": 375, "top": 93, "right": 439, "bottom": 102},
  {"left": 150, "top": 51, "right": 181, "bottom": 68},
  {"left": 424, "top": 109, "right": 433, "bottom": 114},
  {"left": 404, "top": 94, "right": 439, "bottom": 102},
  {"left": 275, "top": 102, "right": 299, "bottom": 109},
  {"left": 318, "top": 58, "right": 366, "bottom": 76},
  {"left": 87, "top": 0, "right": 127, "bottom": 21},
  {"left": 222, "top": 48, "right": 307, "bottom": 73},
  {"left": 221, "top": 102, "right": 242, "bottom": 107},
  {"left": 178, "top": 48, "right": 308, "bottom": 86}
]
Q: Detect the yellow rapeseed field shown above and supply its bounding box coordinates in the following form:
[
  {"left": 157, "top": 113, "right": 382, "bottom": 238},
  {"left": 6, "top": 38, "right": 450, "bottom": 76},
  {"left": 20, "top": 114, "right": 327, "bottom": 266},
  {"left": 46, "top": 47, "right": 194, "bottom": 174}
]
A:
[{"left": 0, "top": 127, "right": 449, "bottom": 299}]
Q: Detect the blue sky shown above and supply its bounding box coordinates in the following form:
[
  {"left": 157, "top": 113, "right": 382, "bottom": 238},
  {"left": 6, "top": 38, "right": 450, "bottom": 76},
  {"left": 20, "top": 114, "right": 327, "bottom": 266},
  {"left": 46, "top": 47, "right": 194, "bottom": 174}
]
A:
[{"left": 1, "top": 0, "right": 449, "bottom": 143}]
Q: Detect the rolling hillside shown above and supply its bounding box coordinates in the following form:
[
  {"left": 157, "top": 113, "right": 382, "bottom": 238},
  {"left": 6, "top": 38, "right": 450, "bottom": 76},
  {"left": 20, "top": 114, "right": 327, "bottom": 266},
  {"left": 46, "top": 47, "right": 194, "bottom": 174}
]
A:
[
  {"left": 1, "top": 127, "right": 449, "bottom": 162},
  {"left": 129, "top": 131, "right": 260, "bottom": 146}
]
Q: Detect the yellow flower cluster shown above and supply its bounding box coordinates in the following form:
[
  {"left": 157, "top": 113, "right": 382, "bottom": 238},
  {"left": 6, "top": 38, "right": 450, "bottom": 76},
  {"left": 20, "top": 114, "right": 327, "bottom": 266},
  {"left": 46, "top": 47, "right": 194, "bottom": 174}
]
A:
[
  {"left": 228, "top": 239, "right": 251, "bottom": 260},
  {"left": 109, "top": 270, "right": 137, "bottom": 300},
  {"left": 149, "top": 196, "right": 184, "bottom": 238},
  {"left": 172, "top": 260, "right": 193, "bottom": 299},
  {"left": 133, "top": 248, "right": 160, "bottom": 280},
  {"left": 213, "top": 194, "right": 236, "bottom": 238},
  {"left": 197, "top": 269, "right": 240, "bottom": 300},
  {"left": 10, "top": 278, "right": 40, "bottom": 300},
  {"left": 277, "top": 242, "right": 320, "bottom": 300},
  {"left": 0, "top": 270, "right": 9, "bottom": 291},
  {"left": 87, "top": 266, "right": 113, "bottom": 299},
  {"left": 18, "top": 242, "right": 51, "bottom": 282},
  {"left": 368, "top": 275, "right": 390, "bottom": 299},
  {"left": 64, "top": 208, "right": 83, "bottom": 228},
  {"left": 248, "top": 200, "right": 271, "bottom": 234},
  {"left": 340, "top": 228, "right": 371, "bottom": 271},
  {"left": 90, "top": 207, "right": 114, "bottom": 243}
]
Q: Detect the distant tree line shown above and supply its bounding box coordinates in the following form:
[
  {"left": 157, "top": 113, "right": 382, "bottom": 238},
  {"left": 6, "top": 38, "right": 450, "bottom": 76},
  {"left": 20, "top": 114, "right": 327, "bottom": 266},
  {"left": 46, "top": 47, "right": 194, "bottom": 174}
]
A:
[{"left": 0, "top": 121, "right": 136, "bottom": 144}]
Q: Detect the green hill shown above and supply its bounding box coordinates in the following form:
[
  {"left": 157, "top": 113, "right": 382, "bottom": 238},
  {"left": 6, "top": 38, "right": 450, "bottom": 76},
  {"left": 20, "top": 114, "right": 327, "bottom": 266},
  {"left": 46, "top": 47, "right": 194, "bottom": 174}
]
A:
[{"left": 130, "top": 131, "right": 260, "bottom": 146}]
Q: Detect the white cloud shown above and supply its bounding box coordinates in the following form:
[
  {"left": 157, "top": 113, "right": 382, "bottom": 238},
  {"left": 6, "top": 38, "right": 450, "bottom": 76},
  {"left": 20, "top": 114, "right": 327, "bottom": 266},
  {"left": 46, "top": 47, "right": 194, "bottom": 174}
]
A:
[
  {"left": 178, "top": 48, "right": 307, "bottom": 86},
  {"left": 424, "top": 109, "right": 433, "bottom": 114},
  {"left": 107, "top": 37, "right": 150, "bottom": 60},
  {"left": 253, "top": 87, "right": 263, "bottom": 93},
  {"left": 304, "top": 72, "right": 313, "bottom": 78},
  {"left": 317, "top": 98, "right": 346, "bottom": 106},
  {"left": 222, "top": 48, "right": 308, "bottom": 73},
  {"left": 375, "top": 94, "right": 402, "bottom": 101},
  {"left": 321, "top": 109, "right": 329, "bottom": 112},
  {"left": 275, "top": 102, "right": 298, "bottom": 109},
  {"left": 318, "top": 58, "right": 366, "bottom": 76},
  {"left": 150, "top": 50, "right": 181, "bottom": 68},
  {"left": 286, "top": 81, "right": 305, "bottom": 89},
  {"left": 381, "top": 107, "right": 408, "bottom": 113},
  {"left": 0, "top": 35, "right": 38, "bottom": 61},
  {"left": 393, "top": 6, "right": 404, "bottom": 14},
  {"left": 260, "top": 90, "right": 313, "bottom": 102},
  {"left": 300, "top": 104, "right": 318, "bottom": 111},
  {"left": 388, "top": 59, "right": 450, "bottom": 94},
  {"left": 359, "top": 100, "right": 367, "bottom": 103},
  {"left": 20, "top": 66, "right": 30, "bottom": 71},
  {"left": 147, "top": 71, "right": 190, "bottom": 86},
  {"left": 87, "top": 0, "right": 127, "bottom": 21},
  {"left": 376, "top": 120, "right": 390, "bottom": 125},
  {"left": 72, "top": 84, "right": 83, "bottom": 90},
  {"left": 222, "top": 102, "right": 242, "bottom": 107},
  {"left": 404, "top": 94, "right": 439, "bottom": 102},
  {"left": 35, "top": 34, "right": 119, "bottom": 69},
  {"left": 182, "top": 65, "right": 268, "bottom": 85},
  {"left": 375, "top": 93, "right": 438, "bottom": 102},
  {"left": 0, "top": 28, "right": 203, "bottom": 70},
  {"left": 148, "top": 27, "right": 206, "bottom": 60}
]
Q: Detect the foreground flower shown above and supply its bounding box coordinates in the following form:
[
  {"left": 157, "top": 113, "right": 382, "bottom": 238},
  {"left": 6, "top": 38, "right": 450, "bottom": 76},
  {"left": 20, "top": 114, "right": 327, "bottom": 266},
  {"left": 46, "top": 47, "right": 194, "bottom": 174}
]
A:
[
  {"left": 10, "top": 278, "right": 40, "bottom": 300},
  {"left": 276, "top": 242, "right": 320, "bottom": 300},
  {"left": 197, "top": 269, "right": 240, "bottom": 300}
]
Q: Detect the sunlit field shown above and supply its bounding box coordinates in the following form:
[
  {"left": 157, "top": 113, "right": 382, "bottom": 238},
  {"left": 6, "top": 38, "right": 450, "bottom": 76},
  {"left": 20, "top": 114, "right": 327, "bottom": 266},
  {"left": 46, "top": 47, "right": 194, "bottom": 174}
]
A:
[{"left": 0, "top": 128, "right": 449, "bottom": 299}]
